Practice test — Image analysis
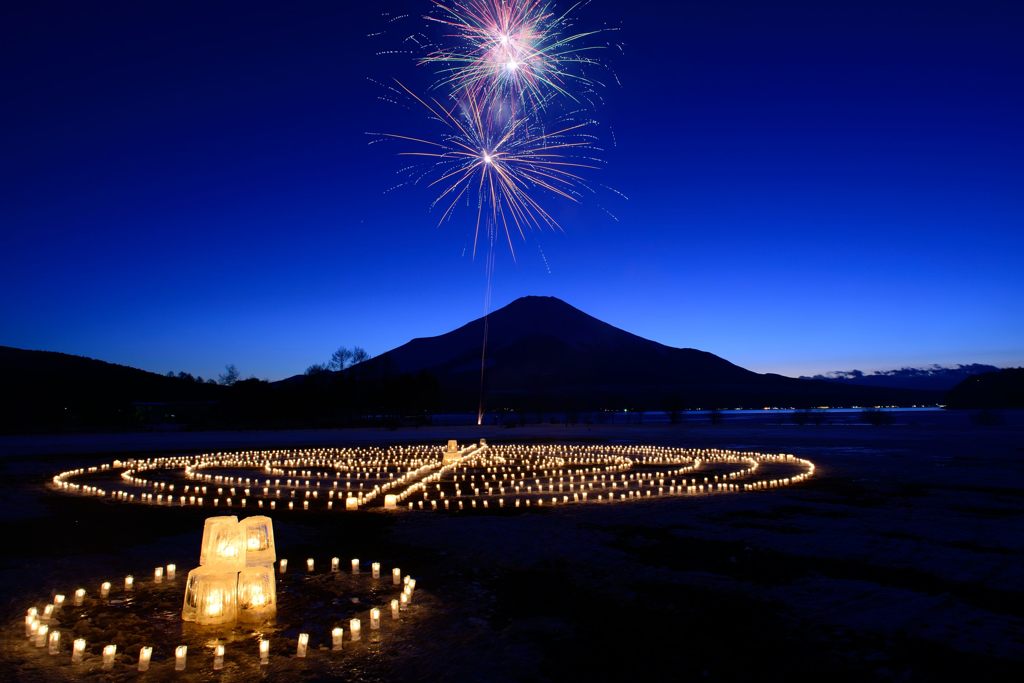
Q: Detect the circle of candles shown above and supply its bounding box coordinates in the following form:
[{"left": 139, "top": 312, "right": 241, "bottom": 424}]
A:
[
  {"left": 102, "top": 644, "right": 117, "bottom": 669},
  {"left": 259, "top": 638, "right": 270, "bottom": 664},
  {"left": 306, "top": 558, "right": 315, "bottom": 572},
  {"left": 48, "top": 630, "right": 61, "bottom": 655},
  {"left": 331, "top": 627, "right": 343, "bottom": 651},
  {"left": 175, "top": 645, "right": 188, "bottom": 670},
  {"left": 138, "top": 646, "right": 153, "bottom": 672},
  {"left": 296, "top": 633, "right": 309, "bottom": 658},
  {"left": 349, "top": 618, "right": 361, "bottom": 641},
  {"left": 370, "top": 608, "right": 381, "bottom": 630},
  {"left": 72, "top": 638, "right": 86, "bottom": 663}
]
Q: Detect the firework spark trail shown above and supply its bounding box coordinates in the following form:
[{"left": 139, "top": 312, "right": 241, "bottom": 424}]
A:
[
  {"left": 420, "top": 0, "right": 613, "bottom": 110},
  {"left": 370, "top": 80, "right": 601, "bottom": 258}
]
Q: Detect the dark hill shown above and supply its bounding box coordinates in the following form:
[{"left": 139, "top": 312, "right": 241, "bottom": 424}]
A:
[
  {"left": 0, "top": 346, "right": 219, "bottom": 432},
  {"left": 945, "top": 368, "right": 1024, "bottom": 409},
  {"left": 357, "top": 296, "right": 937, "bottom": 410}
]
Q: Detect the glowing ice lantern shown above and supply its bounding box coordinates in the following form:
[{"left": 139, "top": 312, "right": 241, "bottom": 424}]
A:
[
  {"left": 384, "top": 494, "right": 397, "bottom": 509},
  {"left": 35, "top": 624, "right": 48, "bottom": 647},
  {"left": 331, "top": 627, "right": 343, "bottom": 651},
  {"left": 48, "top": 630, "right": 61, "bottom": 655},
  {"left": 199, "top": 515, "right": 245, "bottom": 571},
  {"left": 370, "top": 608, "right": 381, "bottom": 630},
  {"left": 349, "top": 618, "right": 361, "bottom": 641},
  {"left": 71, "top": 638, "right": 86, "bottom": 663},
  {"left": 241, "top": 515, "right": 276, "bottom": 565},
  {"left": 138, "top": 646, "right": 152, "bottom": 672},
  {"left": 259, "top": 638, "right": 270, "bottom": 664},
  {"left": 175, "top": 645, "right": 188, "bottom": 671},
  {"left": 296, "top": 633, "right": 309, "bottom": 658},
  {"left": 182, "top": 567, "right": 238, "bottom": 625},
  {"left": 237, "top": 564, "right": 276, "bottom": 623},
  {"left": 345, "top": 497, "right": 359, "bottom": 510},
  {"left": 214, "top": 643, "right": 225, "bottom": 670}
]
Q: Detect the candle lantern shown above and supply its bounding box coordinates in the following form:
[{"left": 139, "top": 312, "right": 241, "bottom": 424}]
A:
[
  {"left": 241, "top": 515, "right": 276, "bottom": 564},
  {"left": 331, "top": 627, "right": 343, "bottom": 651},
  {"left": 35, "top": 624, "right": 49, "bottom": 647},
  {"left": 138, "top": 646, "right": 152, "bottom": 672},
  {"left": 175, "top": 645, "right": 188, "bottom": 671},
  {"left": 199, "top": 515, "right": 245, "bottom": 571},
  {"left": 48, "top": 629, "right": 61, "bottom": 655},
  {"left": 371, "top": 562, "right": 380, "bottom": 579},
  {"left": 214, "top": 643, "right": 225, "bottom": 670},
  {"left": 72, "top": 638, "right": 86, "bottom": 663},
  {"left": 349, "top": 618, "right": 361, "bottom": 641},
  {"left": 259, "top": 638, "right": 270, "bottom": 664},
  {"left": 384, "top": 494, "right": 398, "bottom": 509},
  {"left": 370, "top": 608, "right": 381, "bottom": 630},
  {"left": 237, "top": 564, "right": 277, "bottom": 623},
  {"left": 102, "top": 644, "right": 116, "bottom": 670},
  {"left": 296, "top": 633, "right": 309, "bottom": 658}
]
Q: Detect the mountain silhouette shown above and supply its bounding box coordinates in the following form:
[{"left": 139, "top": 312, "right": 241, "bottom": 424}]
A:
[{"left": 359, "top": 296, "right": 935, "bottom": 409}]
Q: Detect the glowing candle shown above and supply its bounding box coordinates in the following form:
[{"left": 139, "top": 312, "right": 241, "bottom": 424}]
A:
[
  {"left": 154, "top": 566, "right": 164, "bottom": 582},
  {"left": 392, "top": 567, "right": 401, "bottom": 585},
  {"left": 384, "top": 494, "right": 397, "bottom": 509},
  {"left": 25, "top": 616, "right": 37, "bottom": 637},
  {"left": 307, "top": 558, "right": 315, "bottom": 572},
  {"left": 125, "top": 575, "right": 134, "bottom": 591},
  {"left": 371, "top": 562, "right": 380, "bottom": 579},
  {"left": 102, "top": 644, "right": 116, "bottom": 670},
  {"left": 259, "top": 638, "right": 270, "bottom": 664},
  {"left": 167, "top": 564, "right": 176, "bottom": 579},
  {"left": 175, "top": 645, "right": 187, "bottom": 671},
  {"left": 53, "top": 594, "right": 65, "bottom": 609},
  {"left": 349, "top": 618, "right": 361, "bottom": 641},
  {"left": 279, "top": 559, "right": 288, "bottom": 574},
  {"left": 346, "top": 497, "right": 358, "bottom": 510},
  {"left": 351, "top": 558, "right": 359, "bottom": 574},
  {"left": 74, "top": 588, "right": 85, "bottom": 606},
  {"left": 35, "top": 624, "right": 49, "bottom": 647},
  {"left": 214, "top": 643, "right": 225, "bottom": 670},
  {"left": 100, "top": 582, "right": 111, "bottom": 598},
  {"left": 370, "top": 608, "right": 380, "bottom": 630},
  {"left": 331, "top": 556, "right": 339, "bottom": 572},
  {"left": 390, "top": 598, "right": 400, "bottom": 619},
  {"left": 296, "top": 633, "right": 309, "bottom": 658},
  {"left": 48, "top": 629, "right": 61, "bottom": 655},
  {"left": 331, "top": 627, "right": 343, "bottom": 651},
  {"left": 72, "top": 638, "right": 86, "bottom": 663},
  {"left": 42, "top": 604, "right": 54, "bottom": 621},
  {"left": 400, "top": 592, "right": 409, "bottom": 609},
  {"left": 138, "top": 646, "right": 152, "bottom": 672}
]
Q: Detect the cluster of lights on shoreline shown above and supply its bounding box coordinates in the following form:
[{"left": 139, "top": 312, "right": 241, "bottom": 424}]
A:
[
  {"left": 18, "top": 516, "right": 420, "bottom": 674},
  {"left": 51, "top": 440, "right": 816, "bottom": 512}
]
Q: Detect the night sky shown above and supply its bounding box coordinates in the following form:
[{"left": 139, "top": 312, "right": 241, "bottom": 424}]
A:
[{"left": 2, "top": 0, "right": 1021, "bottom": 381}]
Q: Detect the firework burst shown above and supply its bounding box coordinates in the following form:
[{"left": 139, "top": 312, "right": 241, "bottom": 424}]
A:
[
  {"left": 371, "top": 81, "right": 601, "bottom": 258},
  {"left": 420, "top": 0, "right": 611, "bottom": 109}
]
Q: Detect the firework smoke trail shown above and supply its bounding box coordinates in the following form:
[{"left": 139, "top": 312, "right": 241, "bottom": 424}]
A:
[{"left": 420, "top": 0, "right": 611, "bottom": 110}]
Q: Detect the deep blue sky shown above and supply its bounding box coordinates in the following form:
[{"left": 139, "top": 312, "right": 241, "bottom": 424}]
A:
[{"left": 2, "top": 0, "right": 1021, "bottom": 380}]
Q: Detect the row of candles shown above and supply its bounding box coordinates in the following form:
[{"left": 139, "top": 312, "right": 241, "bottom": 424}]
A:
[
  {"left": 23, "top": 561, "right": 419, "bottom": 672},
  {"left": 52, "top": 443, "right": 817, "bottom": 512}
]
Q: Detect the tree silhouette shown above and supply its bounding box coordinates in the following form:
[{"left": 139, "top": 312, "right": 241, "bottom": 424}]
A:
[{"left": 218, "top": 364, "right": 240, "bottom": 386}]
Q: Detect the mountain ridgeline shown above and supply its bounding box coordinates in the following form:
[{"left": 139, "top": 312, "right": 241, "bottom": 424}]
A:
[{"left": 3, "top": 296, "right": 998, "bottom": 433}]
